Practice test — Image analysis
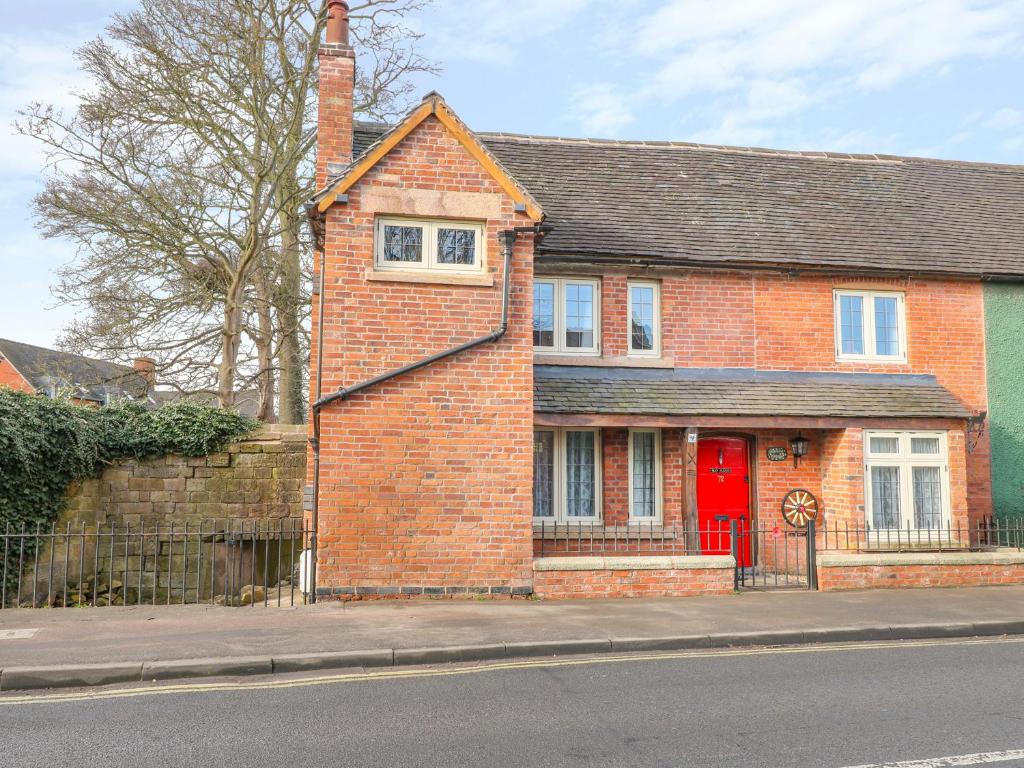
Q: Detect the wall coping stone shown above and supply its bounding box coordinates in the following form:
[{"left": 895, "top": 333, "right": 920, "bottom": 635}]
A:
[
  {"left": 533, "top": 555, "right": 735, "bottom": 572},
  {"left": 818, "top": 550, "right": 1024, "bottom": 567}
]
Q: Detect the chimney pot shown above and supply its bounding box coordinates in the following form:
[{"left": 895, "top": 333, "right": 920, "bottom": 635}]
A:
[{"left": 325, "top": 0, "right": 350, "bottom": 46}]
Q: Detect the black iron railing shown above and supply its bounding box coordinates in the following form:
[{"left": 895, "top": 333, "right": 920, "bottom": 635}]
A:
[
  {"left": 818, "top": 517, "right": 1024, "bottom": 552},
  {"left": 1, "top": 518, "right": 310, "bottom": 609},
  {"left": 533, "top": 521, "right": 721, "bottom": 557},
  {"left": 533, "top": 516, "right": 1024, "bottom": 591}
]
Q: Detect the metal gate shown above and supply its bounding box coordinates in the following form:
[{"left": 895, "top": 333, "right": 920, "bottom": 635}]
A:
[{"left": 732, "top": 519, "right": 817, "bottom": 590}]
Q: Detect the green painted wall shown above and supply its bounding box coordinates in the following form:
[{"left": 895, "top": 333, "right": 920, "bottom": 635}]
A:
[{"left": 985, "top": 283, "right": 1024, "bottom": 520}]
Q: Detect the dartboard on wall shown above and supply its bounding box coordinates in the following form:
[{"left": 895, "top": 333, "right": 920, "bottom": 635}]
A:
[{"left": 781, "top": 489, "right": 820, "bottom": 528}]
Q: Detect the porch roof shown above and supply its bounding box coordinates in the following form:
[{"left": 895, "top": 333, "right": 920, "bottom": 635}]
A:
[{"left": 534, "top": 366, "right": 971, "bottom": 421}]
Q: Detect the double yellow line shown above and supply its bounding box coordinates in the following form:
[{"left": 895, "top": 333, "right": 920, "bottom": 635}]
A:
[{"left": 2, "top": 635, "right": 1022, "bottom": 707}]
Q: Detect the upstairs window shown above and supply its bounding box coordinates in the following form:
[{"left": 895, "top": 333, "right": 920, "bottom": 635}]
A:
[
  {"left": 533, "top": 278, "right": 601, "bottom": 355},
  {"left": 375, "top": 217, "right": 485, "bottom": 273},
  {"left": 834, "top": 290, "right": 906, "bottom": 362},
  {"left": 628, "top": 280, "right": 660, "bottom": 356}
]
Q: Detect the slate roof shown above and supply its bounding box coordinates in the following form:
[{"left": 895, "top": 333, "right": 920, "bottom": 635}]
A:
[
  {"left": 533, "top": 367, "right": 971, "bottom": 420},
  {"left": 350, "top": 120, "right": 1024, "bottom": 279},
  {"left": 0, "top": 338, "right": 148, "bottom": 402}
]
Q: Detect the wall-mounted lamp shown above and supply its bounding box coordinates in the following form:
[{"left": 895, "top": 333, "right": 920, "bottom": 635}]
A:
[{"left": 790, "top": 434, "right": 810, "bottom": 468}]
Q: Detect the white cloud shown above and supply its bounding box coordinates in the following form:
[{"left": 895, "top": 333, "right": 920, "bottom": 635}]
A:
[
  {"left": 0, "top": 33, "right": 89, "bottom": 176},
  {"left": 0, "top": 31, "right": 93, "bottom": 347},
  {"left": 571, "top": 83, "right": 636, "bottom": 136},
  {"left": 572, "top": 0, "right": 1024, "bottom": 142},
  {"left": 416, "top": 0, "right": 594, "bottom": 64},
  {"left": 985, "top": 107, "right": 1024, "bottom": 131}
]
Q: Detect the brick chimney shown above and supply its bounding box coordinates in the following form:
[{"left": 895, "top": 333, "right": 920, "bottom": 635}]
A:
[
  {"left": 317, "top": 0, "right": 355, "bottom": 188},
  {"left": 133, "top": 357, "right": 157, "bottom": 391}
]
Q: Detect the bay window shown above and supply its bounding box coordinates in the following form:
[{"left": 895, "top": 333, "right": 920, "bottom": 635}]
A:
[
  {"left": 533, "top": 278, "right": 600, "bottom": 355},
  {"left": 533, "top": 428, "right": 601, "bottom": 522},
  {"left": 864, "top": 431, "right": 950, "bottom": 532}
]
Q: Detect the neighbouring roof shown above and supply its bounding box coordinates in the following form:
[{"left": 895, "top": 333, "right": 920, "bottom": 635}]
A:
[
  {"left": 534, "top": 367, "right": 972, "bottom": 420},
  {"left": 349, "top": 116, "right": 1024, "bottom": 280},
  {"left": 0, "top": 338, "right": 148, "bottom": 402}
]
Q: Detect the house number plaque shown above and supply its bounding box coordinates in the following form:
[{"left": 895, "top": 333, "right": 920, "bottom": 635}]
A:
[{"left": 766, "top": 447, "right": 788, "bottom": 462}]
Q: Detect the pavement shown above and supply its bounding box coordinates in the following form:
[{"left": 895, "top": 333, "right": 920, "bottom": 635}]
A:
[
  {"left": 2, "top": 585, "right": 1024, "bottom": 691},
  {"left": 3, "top": 635, "right": 1024, "bottom": 767}
]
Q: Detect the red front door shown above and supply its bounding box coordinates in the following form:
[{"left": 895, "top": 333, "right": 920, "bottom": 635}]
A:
[{"left": 697, "top": 437, "right": 752, "bottom": 567}]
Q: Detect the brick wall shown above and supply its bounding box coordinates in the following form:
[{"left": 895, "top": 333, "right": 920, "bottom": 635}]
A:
[
  {"left": 817, "top": 553, "right": 1024, "bottom": 591},
  {"left": 586, "top": 270, "right": 989, "bottom": 518},
  {"left": 533, "top": 557, "right": 735, "bottom": 599},
  {"left": 0, "top": 361, "right": 32, "bottom": 393},
  {"left": 63, "top": 425, "right": 306, "bottom": 527},
  {"left": 311, "top": 116, "right": 536, "bottom": 592}
]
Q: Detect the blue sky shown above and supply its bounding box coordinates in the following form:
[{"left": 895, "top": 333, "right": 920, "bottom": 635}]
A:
[{"left": 2, "top": 0, "right": 1023, "bottom": 348}]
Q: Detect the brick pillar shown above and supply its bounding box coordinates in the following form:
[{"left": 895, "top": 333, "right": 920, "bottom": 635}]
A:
[{"left": 316, "top": 1, "right": 355, "bottom": 188}]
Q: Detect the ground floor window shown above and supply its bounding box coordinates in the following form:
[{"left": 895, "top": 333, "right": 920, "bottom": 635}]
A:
[
  {"left": 533, "top": 428, "right": 601, "bottom": 522},
  {"left": 864, "top": 431, "right": 950, "bottom": 530},
  {"left": 628, "top": 429, "right": 662, "bottom": 521}
]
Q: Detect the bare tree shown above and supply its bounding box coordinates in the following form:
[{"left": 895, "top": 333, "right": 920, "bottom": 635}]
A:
[{"left": 19, "top": 0, "right": 435, "bottom": 417}]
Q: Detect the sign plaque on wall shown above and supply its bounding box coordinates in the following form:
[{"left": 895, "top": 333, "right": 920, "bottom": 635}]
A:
[{"left": 766, "top": 447, "right": 788, "bottom": 462}]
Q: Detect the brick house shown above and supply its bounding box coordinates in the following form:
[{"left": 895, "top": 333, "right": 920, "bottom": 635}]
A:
[
  {"left": 306, "top": 3, "right": 1024, "bottom": 599},
  {"left": 0, "top": 338, "right": 153, "bottom": 405}
]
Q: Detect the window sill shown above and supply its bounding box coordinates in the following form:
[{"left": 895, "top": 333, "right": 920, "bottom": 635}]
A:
[
  {"left": 364, "top": 269, "right": 494, "bottom": 287},
  {"left": 835, "top": 356, "right": 908, "bottom": 365},
  {"left": 533, "top": 354, "right": 674, "bottom": 368}
]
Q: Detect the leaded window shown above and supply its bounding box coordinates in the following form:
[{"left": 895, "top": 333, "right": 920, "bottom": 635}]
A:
[
  {"left": 375, "top": 217, "right": 484, "bottom": 273},
  {"left": 383, "top": 225, "right": 423, "bottom": 263},
  {"left": 437, "top": 228, "right": 476, "bottom": 265}
]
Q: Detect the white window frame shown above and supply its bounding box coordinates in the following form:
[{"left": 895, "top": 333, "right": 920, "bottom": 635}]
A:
[
  {"left": 628, "top": 429, "right": 663, "bottom": 522},
  {"left": 833, "top": 289, "right": 907, "bottom": 363},
  {"left": 863, "top": 430, "right": 951, "bottom": 534},
  {"left": 532, "top": 427, "right": 603, "bottom": 523},
  {"left": 374, "top": 216, "right": 486, "bottom": 274},
  {"left": 627, "top": 280, "right": 661, "bottom": 357},
  {"left": 533, "top": 277, "right": 601, "bottom": 356}
]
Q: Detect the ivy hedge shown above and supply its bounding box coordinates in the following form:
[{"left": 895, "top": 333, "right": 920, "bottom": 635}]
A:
[{"left": 0, "top": 388, "right": 255, "bottom": 596}]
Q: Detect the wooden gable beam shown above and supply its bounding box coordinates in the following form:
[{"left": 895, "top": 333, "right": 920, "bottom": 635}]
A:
[
  {"left": 432, "top": 102, "right": 544, "bottom": 222},
  {"left": 317, "top": 95, "right": 544, "bottom": 222}
]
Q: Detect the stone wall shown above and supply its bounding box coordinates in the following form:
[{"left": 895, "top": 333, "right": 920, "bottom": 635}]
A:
[{"left": 64, "top": 425, "right": 306, "bottom": 527}]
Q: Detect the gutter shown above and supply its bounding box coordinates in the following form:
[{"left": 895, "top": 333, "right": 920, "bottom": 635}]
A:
[
  {"left": 537, "top": 250, "right": 1024, "bottom": 283},
  {"left": 307, "top": 223, "right": 551, "bottom": 602}
]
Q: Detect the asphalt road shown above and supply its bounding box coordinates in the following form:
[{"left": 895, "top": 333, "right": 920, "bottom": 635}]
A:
[{"left": 3, "top": 637, "right": 1024, "bottom": 768}]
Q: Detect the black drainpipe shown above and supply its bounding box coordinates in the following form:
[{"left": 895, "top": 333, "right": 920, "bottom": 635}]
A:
[{"left": 307, "top": 223, "right": 550, "bottom": 602}]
